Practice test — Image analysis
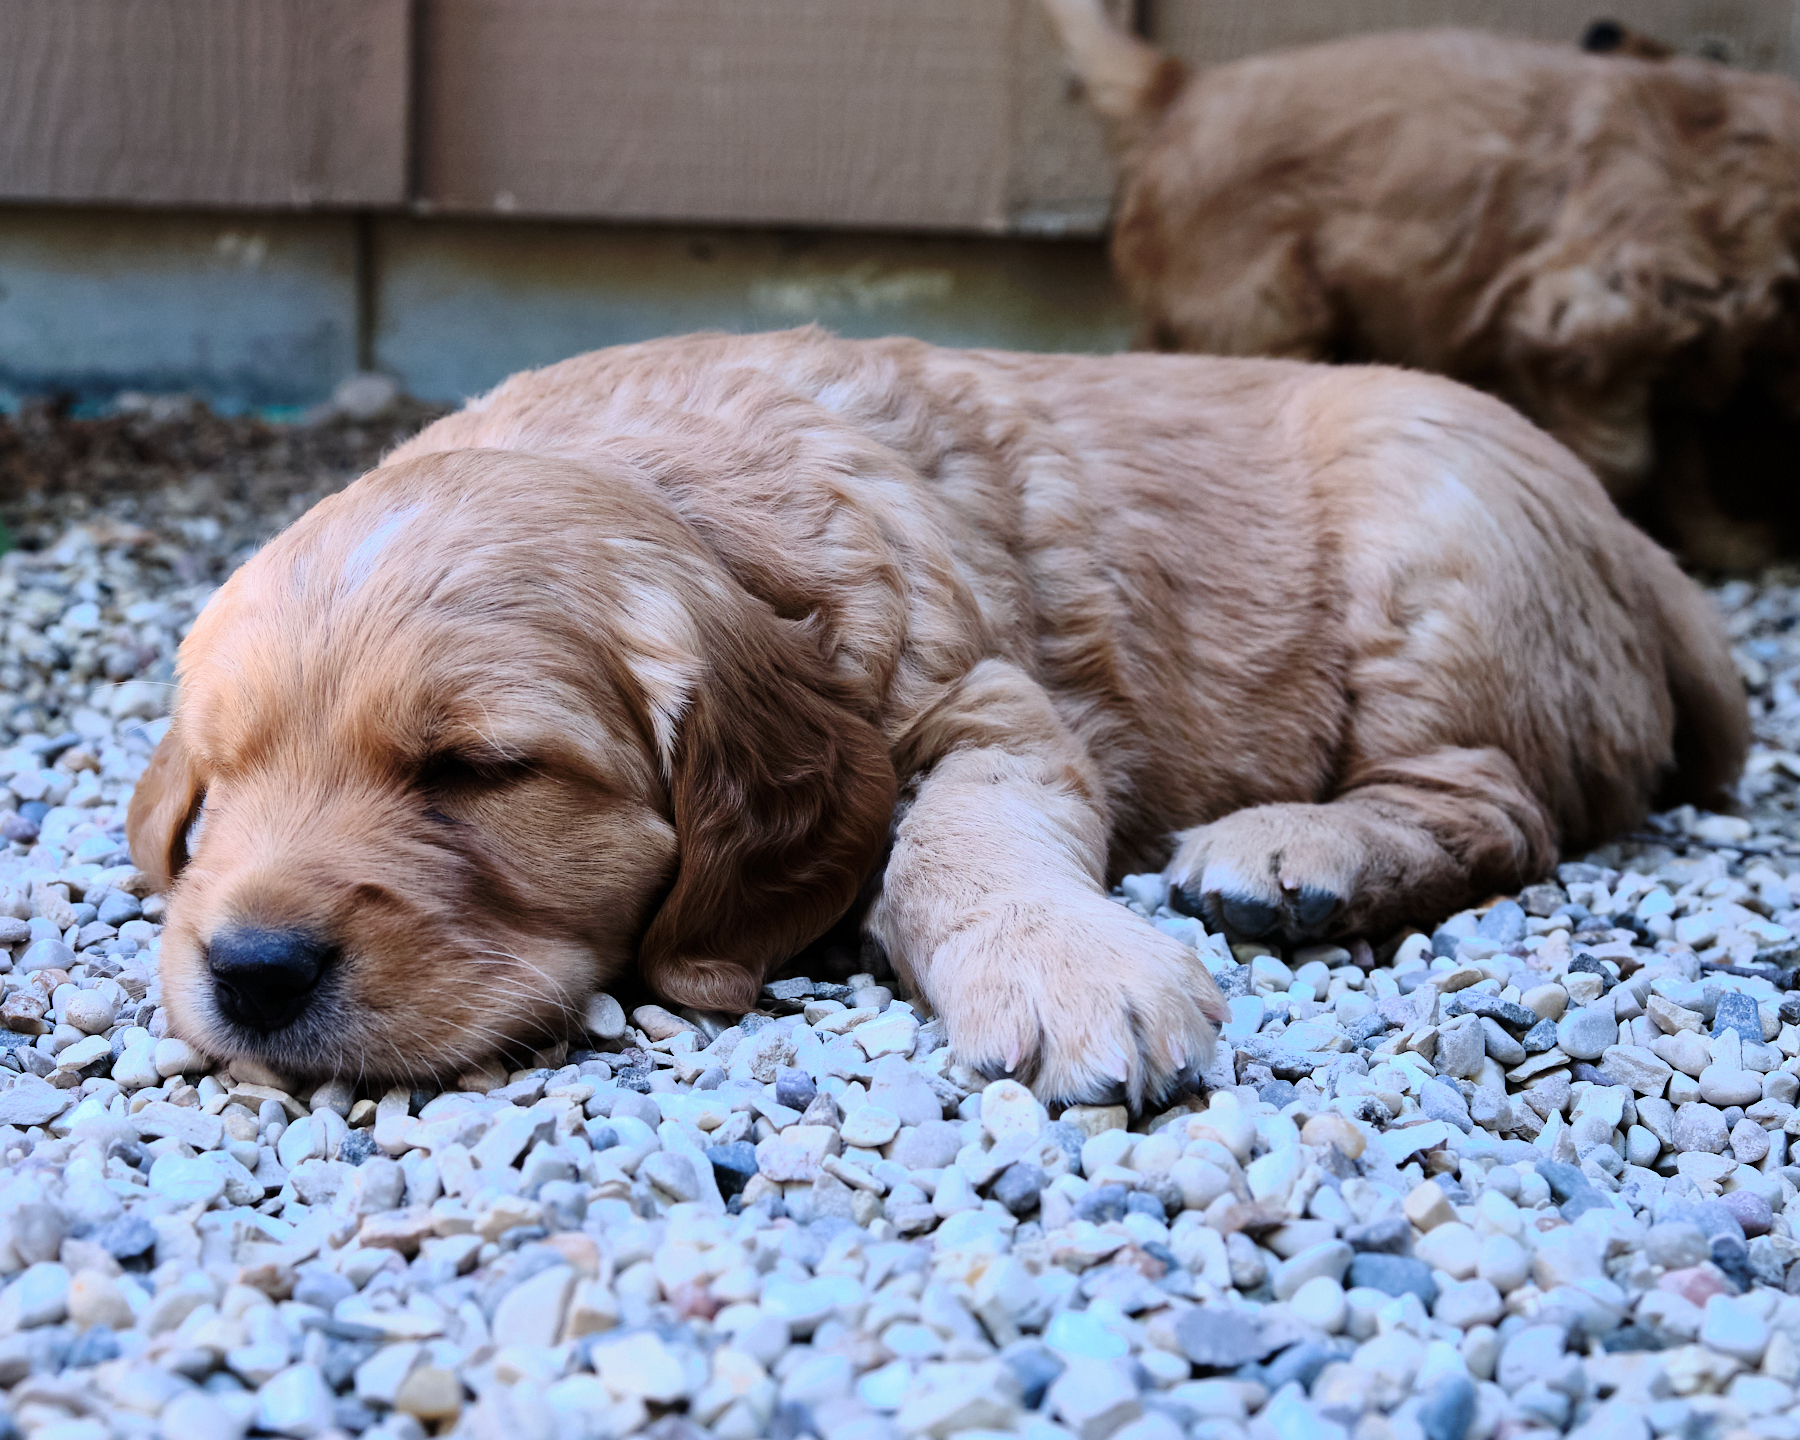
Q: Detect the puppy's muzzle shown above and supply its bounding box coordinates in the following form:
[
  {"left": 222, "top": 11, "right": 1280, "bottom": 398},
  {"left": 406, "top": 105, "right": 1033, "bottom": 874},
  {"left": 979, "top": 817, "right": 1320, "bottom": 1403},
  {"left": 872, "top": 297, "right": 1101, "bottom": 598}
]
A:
[{"left": 206, "top": 926, "right": 334, "bottom": 1033}]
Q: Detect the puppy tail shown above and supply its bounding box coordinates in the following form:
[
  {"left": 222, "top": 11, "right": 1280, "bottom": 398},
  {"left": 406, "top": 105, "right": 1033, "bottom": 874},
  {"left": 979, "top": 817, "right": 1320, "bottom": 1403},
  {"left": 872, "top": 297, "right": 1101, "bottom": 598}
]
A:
[
  {"left": 1633, "top": 529, "right": 1750, "bottom": 811},
  {"left": 1038, "top": 0, "right": 1186, "bottom": 155}
]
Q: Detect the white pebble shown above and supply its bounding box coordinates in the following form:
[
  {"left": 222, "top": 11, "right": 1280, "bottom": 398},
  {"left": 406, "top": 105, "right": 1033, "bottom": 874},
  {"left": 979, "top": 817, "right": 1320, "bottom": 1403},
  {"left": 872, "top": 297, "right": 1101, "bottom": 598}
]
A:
[{"left": 1288, "top": 1274, "right": 1347, "bottom": 1332}]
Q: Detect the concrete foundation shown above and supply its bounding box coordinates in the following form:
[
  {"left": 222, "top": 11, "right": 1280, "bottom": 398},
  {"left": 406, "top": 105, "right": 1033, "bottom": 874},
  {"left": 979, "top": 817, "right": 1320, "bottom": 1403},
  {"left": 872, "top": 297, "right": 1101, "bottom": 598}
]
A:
[{"left": 0, "top": 206, "right": 1134, "bottom": 412}]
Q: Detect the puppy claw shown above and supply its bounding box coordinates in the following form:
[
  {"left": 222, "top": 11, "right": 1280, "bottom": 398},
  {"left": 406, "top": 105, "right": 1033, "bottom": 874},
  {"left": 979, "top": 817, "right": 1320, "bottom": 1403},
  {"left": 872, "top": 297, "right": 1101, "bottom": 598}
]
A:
[{"left": 1004, "top": 1040, "right": 1023, "bottom": 1073}]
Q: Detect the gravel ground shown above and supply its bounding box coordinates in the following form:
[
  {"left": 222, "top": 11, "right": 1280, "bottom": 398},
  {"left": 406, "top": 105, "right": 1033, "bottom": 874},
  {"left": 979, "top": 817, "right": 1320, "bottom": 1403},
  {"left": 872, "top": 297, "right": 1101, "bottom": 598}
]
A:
[{"left": 2, "top": 408, "right": 1800, "bottom": 1440}]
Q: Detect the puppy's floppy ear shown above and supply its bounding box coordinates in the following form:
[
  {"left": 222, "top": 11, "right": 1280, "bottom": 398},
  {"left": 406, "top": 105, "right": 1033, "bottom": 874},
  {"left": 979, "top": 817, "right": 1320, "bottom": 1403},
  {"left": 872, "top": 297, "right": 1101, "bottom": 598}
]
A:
[
  {"left": 637, "top": 598, "right": 897, "bottom": 1013},
  {"left": 126, "top": 725, "right": 206, "bottom": 892}
]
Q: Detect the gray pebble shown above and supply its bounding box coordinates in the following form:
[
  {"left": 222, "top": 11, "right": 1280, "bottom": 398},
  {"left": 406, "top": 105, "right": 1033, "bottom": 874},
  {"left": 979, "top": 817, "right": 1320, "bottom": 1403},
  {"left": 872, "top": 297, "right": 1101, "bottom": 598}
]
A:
[
  {"left": 706, "top": 1141, "right": 759, "bottom": 1199},
  {"left": 95, "top": 890, "right": 142, "bottom": 927},
  {"left": 774, "top": 1066, "right": 817, "bottom": 1111},
  {"left": 1447, "top": 993, "right": 1533, "bottom": 1036},
  {"left": 293, "top": 1269, "right": 355, "bottom": 1312},
  {"left": 1226, "top": 1232, "right": 1267, "bottom": 1290},
  {"left": 63, "top": 1325, "right": 120, "bottom": 1369},
  {"left": 1040, "top": 1121, "right": 1086, "bottom": 1171},
  {"left": 1480, "top": 1017, "right": 1527, "bottom": 1066},
  {"left": 1522, "top": 1018, "right": 1560, "bottom": 1053},
  {"left": 1263, "top": 1341, "right": 1337, "bottom": 1393},
  {"left": 1177, "top": 1308, "right": 1274, "bottom": 1368},
  {"left": 993, "top": 1161, "right": 1047, "bottom": 1216},
  {"left": 611, "top": 1091, "right": 661, "bottom": 1128},
  {"left": 338, "top": 1131, "right": 379, "bottom": 1166},
  {"left": 1421, "top": 1078, "right": 1473, "bottom": 1133},
  {"left": 1557, "top": 1006, "right": 1618, "bottom": 1060},
  {"left": 1001, "top": 1340, "right": 1066, "bottom": 1409},
  {"left": 1076, "top": 1183, "right": 1130, "bottom": 1224},
  {"left": 1418, "top": 1375, "right": 1476, "bottom": 1440},
  {"left": 1344, "top": 1216, "right": 1412, "bottom": 1253},
  {"left": 1711, "top": 992, "right": 1762, "bottom": 1044},
  {"left": 1347, "top": 1253, "right": 1438, "bottom": 1307},
  {"left": 93, "top": 1213, "right": 156, "bottom": 1263},
  {"left": 1719, "top": 1190, "right": 1774, "bottom": 1239},
  {"left": 1477, "top": 901, "right": 1526, "bottom": 944},
  {"left": 17, "top": 938, "right": 76, "bottom": 973},
  {"left": 8, "top": 1204, "right": 66, "bottom": 1266}
]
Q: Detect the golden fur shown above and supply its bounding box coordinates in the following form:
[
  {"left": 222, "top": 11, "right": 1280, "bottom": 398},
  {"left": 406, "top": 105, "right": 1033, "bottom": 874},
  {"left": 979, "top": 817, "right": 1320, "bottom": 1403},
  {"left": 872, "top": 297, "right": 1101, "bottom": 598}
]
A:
[
  {"left": 1042, "top": 0, "right": 1800, "bottom": 568},
  {"left": 129, "top": 329, "right": 1746, "bottom": 1104}
]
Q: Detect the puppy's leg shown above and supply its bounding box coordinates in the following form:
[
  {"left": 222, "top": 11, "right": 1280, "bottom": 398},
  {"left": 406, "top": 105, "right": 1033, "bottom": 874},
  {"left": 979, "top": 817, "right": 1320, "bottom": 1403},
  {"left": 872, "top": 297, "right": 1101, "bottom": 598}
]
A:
[
  {"left": 1168, "top": 747, "right": 1557, "bottom": 942},
  {"left": 869, "top": 661, "right": 1226, "bottom": 1108}
]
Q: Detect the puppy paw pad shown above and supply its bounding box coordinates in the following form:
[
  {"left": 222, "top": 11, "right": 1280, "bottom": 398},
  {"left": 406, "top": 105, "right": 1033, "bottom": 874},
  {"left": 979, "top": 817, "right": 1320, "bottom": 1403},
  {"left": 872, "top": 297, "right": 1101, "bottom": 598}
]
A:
[
  {"left": 1219, "top": 891, "right": 1280, "bottom": 937},
  {"left": 1294, "top": 885, "right": 1344, "bottom": 931}
]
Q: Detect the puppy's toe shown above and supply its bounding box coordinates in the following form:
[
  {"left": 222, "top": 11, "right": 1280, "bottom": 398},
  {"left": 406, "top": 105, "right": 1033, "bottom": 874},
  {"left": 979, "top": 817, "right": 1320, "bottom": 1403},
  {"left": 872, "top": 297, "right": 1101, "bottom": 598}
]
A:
[
  {"left": 1191, "top": 854, "right": 1287, "bottom": 938},
  {"left": 1165, "top": 882, "right": 1205, "bottom": 919},
  {"left": 1218, "top": 889, "right": 1281, "bottom": 938},
  {"left": 1293, "top": 884, "right": 1343, "bottom": 933}
]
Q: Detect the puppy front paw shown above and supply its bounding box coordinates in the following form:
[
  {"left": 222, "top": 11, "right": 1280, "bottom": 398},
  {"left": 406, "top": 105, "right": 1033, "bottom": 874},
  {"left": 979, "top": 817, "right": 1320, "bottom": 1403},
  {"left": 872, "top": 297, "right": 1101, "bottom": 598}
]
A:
[{"left": 921, "top": 893, "right": 1227, "bottom": 1109}]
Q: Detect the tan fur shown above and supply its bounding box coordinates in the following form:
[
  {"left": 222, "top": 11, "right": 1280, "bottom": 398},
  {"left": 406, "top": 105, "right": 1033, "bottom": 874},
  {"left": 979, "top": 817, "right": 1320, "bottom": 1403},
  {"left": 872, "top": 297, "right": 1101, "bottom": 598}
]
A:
[
  {"left": 129, "top": 329, "right": 1746, "bottom": 1104},
  {"left": 1044, "top": 0, "right": 1800, "bottom": 567}
]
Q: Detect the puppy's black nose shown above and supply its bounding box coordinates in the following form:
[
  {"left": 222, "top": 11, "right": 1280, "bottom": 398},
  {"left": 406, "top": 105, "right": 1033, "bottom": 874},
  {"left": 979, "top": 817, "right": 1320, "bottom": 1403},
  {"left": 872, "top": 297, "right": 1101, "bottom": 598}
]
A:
[{"left": 206, "top": 926, "right": 331, "bottom": 1032}]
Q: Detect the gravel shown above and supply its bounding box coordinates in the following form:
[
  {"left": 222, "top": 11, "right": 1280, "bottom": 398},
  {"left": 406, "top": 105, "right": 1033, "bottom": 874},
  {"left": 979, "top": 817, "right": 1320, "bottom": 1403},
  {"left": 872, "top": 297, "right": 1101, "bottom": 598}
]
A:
[{"left": 2, "top": 412, "right": 1800, "bottom": 1439}]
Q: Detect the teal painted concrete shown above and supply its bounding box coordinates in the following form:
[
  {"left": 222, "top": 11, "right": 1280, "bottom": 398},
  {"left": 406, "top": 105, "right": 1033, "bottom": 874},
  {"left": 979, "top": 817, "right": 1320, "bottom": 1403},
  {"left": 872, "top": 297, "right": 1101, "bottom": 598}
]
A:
[
  {"left": 372, "top": 219, "right": 1134, "bottom": 402},
  {"left": 0, "top": 207, "right": 1134, "bottom": 412},
  {"left": 0, "top": 207, "right": 359, "bottom": 411}
]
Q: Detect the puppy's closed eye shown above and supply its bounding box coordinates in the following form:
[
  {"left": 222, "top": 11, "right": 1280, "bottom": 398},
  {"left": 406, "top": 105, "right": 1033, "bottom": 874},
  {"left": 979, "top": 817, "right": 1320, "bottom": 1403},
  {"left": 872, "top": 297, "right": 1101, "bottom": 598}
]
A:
[
  {"left": 415, "top": 751, "right": 539, "bottom": 831},
  {"left": 415, "top": 751, "right": 538, "bottom": 794}
]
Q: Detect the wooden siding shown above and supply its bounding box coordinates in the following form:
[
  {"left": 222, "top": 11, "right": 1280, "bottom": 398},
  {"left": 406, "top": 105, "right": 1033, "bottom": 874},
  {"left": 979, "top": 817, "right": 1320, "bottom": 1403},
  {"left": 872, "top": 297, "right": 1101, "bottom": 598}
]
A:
[
  {"left": 0, "top": 0, "right": 1793, "bottom": 229},
  {"left": 0, "top": 0, "right": 410, "bottom": 208}
]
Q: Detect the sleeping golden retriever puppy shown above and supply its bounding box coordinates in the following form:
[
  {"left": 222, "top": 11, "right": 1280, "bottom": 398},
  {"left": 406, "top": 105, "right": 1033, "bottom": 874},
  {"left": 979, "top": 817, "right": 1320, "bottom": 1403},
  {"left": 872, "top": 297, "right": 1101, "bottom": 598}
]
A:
[
  {"left": 127, "top": 330, "right": 1746, "bottom": 1105},
  {"left": 1041, "top": 0, "right": 1800, "bottom": 567}
]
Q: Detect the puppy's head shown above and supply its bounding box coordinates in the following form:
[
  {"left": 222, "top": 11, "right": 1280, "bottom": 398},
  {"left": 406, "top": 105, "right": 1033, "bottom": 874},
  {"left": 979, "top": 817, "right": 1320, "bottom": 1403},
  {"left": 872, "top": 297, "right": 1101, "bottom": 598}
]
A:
[{"left": 129, "top": 449, "right": 895, "bottom": 1081}]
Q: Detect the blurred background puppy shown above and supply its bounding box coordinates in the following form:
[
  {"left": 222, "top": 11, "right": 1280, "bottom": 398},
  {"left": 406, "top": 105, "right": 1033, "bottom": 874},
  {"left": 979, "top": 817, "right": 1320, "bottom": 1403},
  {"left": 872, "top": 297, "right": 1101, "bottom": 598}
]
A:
[{"left": 1043, "top": 0, "right": 1800, "bottom": 569}]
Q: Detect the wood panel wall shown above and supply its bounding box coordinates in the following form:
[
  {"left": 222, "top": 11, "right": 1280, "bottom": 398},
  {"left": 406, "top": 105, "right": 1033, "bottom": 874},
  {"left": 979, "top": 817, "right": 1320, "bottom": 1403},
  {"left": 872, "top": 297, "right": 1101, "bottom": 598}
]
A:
[
  {"left": 413, "top": 0, "right": 1121, "bottom": 232},
  {"left": 0, "top": 0, "right": 410, "bottom": 207},
  {"left": 1, "top": 0, "right": 1794, "bottom": 230}
]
